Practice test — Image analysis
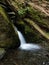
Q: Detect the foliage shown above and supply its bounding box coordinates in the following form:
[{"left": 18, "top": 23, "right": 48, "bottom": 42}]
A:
[{"left": 0, "top": 0, "right": 49, "bottom": 43}]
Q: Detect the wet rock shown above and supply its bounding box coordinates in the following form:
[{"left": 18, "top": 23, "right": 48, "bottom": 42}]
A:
[
  {"left": 0, "top": 48, "right": 5, "bottom": 59},
  {"left": 15, "top": 20, "right": 25, "bottom": 34},
  {"left": 0, "top": 6, "right": 20, "bottom": 48}
]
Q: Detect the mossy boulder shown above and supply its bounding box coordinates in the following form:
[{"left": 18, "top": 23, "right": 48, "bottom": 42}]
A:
[
  {"left": 0, "top": 48, "right": 5, "bottom": 59},
  {"left": 0, "top": 6, "right": 20, "bottom": 48}
]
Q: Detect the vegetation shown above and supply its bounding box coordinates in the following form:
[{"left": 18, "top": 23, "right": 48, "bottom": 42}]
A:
[
  {"left": 3, "top": 0, "right": 49, "bottom": 40},
  {"left": 0, "top": 6, "right": 20, "bottom": 48},
  {"left": 0, "top": 0, "right": 49, "bottom": 45},
  {"left": 0, "top": 0, "right": 49, "bottom": 65}
]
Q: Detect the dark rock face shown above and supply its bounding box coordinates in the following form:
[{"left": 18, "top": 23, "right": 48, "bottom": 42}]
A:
[
  {"left": 0, "top": 6, "right": 20, "bottom": 48},
  {"left": 0, "top": 48, "right": 5, "bottom": 59}
]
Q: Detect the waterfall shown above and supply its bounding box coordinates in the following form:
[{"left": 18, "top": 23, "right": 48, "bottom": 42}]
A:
[
  {"left": 14, "top": 26, "right": 41, "bottom": 51},
  {"left": 13, "top": 26, "right": 26, "bottom": 43},
  {"left": 16, "top": 31, "right": 26, "bottom": 44}
]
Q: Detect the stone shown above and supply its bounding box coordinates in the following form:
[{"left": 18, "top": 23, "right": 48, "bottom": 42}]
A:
[
  {"left": 0, "top": 48, "right": 5, "bottom": 59},
  {"left": 0, "top": 6, "right": 20, "bottom": 48}
]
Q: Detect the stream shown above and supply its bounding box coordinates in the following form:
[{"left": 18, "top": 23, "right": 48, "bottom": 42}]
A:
[
  {"left": 0, "top": 26, "right": 49, "bottom": 65},
  {"left": 14, "top": 26, "right": 41, "bottom": 51}
]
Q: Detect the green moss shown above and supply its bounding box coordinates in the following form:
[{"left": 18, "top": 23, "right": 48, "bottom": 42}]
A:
[
  {"left": 0, "top": 6, "right": 20, "bottom": 48},
  {"left": 27, "top": 7, "right": 49, "bottom": 29},
  {"left": 23, "top": 23, "right": 47, "bottom": 43}
]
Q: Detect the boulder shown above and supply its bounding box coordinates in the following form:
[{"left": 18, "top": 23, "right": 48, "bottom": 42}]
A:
[
  {"left": 0, "top": 48, "right": 5, "bottom": 59},
  {"left": 0, "top": 6, "right": 20, "bottom": 48}
]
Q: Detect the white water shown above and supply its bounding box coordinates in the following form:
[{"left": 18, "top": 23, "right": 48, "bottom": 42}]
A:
[
  {"left": 14, "top": 26, "right": 41, "bottom": 51},
  {"left": 17, "top": 31, "right": 26, "bottom": 44}
]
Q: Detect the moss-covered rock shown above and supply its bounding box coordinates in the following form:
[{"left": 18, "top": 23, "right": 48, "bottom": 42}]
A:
[
  {"left": 0, "top": 6, "right": 20, "bottom": 48},
  {"left": 15, "top": 20, "right": 25, "bottom": 34},
  {"left": 0, "top": 48, "right": 5, "bottom": 59}
]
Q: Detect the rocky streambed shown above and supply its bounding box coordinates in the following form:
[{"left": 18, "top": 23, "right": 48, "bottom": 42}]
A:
[{"left": 0, "top": 47, "right": 49, "bottom": 65}]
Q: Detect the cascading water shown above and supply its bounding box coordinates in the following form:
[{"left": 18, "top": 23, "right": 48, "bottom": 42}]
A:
[
  {"left": 14, "top": 26, "right": 41, "bottom": 51},
  {"left": 16, "top": 30, "right": 26, "bottom": 44}
]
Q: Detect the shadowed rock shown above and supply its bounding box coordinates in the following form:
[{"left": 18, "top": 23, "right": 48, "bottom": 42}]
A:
[
  {"left": 0, "top": 6, "right": 20, "bottom": 48},
  {"left": 0, "top": 48, "right": 5, "bottom": 59}
]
